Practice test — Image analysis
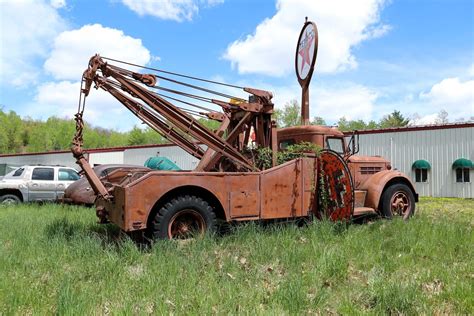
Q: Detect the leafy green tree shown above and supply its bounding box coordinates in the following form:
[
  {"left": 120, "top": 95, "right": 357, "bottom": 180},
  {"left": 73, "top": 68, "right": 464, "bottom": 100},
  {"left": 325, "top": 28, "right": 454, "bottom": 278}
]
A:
[
  {"left": 274, "top": 99, "right": 301, "bottom": 127},
  {"left": 311, "top": 116, "right": 326, "bottom": 125},
  {"left": 337, "top": 117, "right": 379, "bottom": 132},
  {"left": 379, "top": 110, "right": 409, "bottom": 128},
  {"left": 198, "top": 118, "right": 221, "bottom": 131},
  {"left": 128, "top": 126, "right": 146, "bottom": 145},
  {"left": 143, "top": 127, "right": 165, "bottom": 144}
]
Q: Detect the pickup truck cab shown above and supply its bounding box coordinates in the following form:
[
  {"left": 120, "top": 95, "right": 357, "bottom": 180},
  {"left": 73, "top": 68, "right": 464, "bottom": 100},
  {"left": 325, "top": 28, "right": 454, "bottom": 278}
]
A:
[{"left": 0, "top": 165, "right": 80, "bottom": 204}]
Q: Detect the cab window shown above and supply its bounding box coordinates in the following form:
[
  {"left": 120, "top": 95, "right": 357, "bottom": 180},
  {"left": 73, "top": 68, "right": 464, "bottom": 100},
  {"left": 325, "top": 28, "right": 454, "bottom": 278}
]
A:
[
  {"left": 59, "top": 168, "right": 80, "bottom": 181},
  {"left": 326, "top": 137, "right": 345, "bottom": 154},
  {"left": 32, "top": 168, "right": 54, "bottom": 181},
  {"left": 279, "top": 139, "right": 296, "bottom": 150}
]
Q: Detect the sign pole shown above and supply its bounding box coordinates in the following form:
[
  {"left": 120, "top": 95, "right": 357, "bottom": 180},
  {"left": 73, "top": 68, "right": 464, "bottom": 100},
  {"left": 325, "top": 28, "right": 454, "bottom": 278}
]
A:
[{"left": 295, "top": 17, "right": 318, "bottom": 126}]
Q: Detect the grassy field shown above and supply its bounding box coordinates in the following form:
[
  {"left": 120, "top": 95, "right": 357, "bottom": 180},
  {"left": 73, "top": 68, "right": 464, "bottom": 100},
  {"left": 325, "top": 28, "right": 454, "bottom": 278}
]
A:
[{"left": 0, "top": 198, "right": 472, "bottom": 314}]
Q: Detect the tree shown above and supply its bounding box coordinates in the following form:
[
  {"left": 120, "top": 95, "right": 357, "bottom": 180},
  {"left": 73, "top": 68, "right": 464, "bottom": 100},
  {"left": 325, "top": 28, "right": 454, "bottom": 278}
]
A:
[
  {"left": 436, "top": 109, "right": 449, "bottom": 124},
  {"left": 274, "top": 99, "right": 301, "bottom": 127},
  {"left": 128, "top": 126, "right": 147, "bottom": 145},
  {"left": 198, "top": 118, "right": 221, "bottom": 131},
  {"left": 311, "top": 116, "right": 326, "bottom": 125},
  {"left": 379, "top": 110, "right": 409, "bottom": 128},
  {"left": 336, "top": 117, "right": 378, "bottom": 132}
]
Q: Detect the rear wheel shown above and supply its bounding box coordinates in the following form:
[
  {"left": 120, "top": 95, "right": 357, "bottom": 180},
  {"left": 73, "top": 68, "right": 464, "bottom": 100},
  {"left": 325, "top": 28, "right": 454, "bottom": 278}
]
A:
[
  {"left": 381, "top": 184, "right": 415, "bottom": 220},
  {"left": 0, "top": 194, "right": 21, "bottom": 205},
  {"left": 150, "top": 195, "right": 216, "bottom": 240}
]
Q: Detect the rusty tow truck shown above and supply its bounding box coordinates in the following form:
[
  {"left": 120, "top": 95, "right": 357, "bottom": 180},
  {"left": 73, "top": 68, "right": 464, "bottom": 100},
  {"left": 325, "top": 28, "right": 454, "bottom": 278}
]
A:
[{"left": 71, "top": 20, "right": 417, "bottom": 240}]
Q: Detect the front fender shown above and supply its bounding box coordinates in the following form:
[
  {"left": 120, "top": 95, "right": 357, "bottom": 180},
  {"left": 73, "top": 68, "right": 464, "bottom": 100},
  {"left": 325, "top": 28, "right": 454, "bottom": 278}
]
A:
[{"left": 359, "top": 170, "right": 417, "bottom": 210}]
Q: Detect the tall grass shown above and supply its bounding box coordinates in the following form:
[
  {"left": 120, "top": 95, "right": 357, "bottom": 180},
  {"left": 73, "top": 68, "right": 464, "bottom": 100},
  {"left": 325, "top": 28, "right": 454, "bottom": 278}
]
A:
[{"left": 0, "top": 198, "right": 472, "bottom": 314}]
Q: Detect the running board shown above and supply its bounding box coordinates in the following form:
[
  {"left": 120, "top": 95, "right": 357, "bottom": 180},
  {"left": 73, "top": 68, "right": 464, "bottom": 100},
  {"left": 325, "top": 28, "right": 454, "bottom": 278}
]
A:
[{"left": 353, "top": 206, "right": 377, "bottom": 217}]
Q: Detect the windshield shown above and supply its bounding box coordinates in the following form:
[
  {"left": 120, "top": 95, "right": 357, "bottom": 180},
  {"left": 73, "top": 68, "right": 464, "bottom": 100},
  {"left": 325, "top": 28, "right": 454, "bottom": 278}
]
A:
[{"left": 326, "top": 137, "right": 345, "bottom": 154}]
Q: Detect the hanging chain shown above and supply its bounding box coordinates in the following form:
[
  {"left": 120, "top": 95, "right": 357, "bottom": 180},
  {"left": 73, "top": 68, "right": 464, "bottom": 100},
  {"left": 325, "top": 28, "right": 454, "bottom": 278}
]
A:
[{"left": 71, "top": 78, "right": 86, "bottom": 158}]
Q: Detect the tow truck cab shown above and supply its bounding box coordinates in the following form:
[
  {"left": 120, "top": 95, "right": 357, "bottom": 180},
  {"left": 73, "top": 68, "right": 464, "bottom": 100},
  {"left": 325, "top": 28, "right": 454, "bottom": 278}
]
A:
[{"left": 277, "top": 125, "right": 418, "bottom": 218}]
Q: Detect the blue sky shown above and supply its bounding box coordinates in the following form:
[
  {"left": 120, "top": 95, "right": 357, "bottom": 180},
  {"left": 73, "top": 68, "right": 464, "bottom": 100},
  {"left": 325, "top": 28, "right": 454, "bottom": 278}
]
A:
[{"left": 1, "top": 0, "right": 473, "bottom": 131}]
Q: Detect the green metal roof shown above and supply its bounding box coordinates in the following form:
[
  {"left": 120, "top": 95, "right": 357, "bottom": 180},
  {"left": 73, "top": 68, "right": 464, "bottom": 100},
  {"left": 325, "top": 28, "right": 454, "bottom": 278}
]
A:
[
  {"left": 452, "top": 158, "right": 473, "bottom": 169},
  {"left": 412, "top": 160, "right": 431, "bottom": 170}
]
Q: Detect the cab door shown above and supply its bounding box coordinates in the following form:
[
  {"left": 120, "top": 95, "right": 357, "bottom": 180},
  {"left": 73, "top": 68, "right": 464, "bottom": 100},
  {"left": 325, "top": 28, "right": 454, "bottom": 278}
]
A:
[{"left": 27, "top": 167, "right": 56, "bottom": 201}]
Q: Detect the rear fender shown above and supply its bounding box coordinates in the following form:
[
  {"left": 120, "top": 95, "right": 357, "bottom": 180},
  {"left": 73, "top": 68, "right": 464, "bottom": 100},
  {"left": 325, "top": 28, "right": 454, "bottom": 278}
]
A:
[
  {"left": 146, "top": 185, "right": 226, "bottom": 230},
  {"left": 359, "top": 170, "right": 417, "bottom": 210}
]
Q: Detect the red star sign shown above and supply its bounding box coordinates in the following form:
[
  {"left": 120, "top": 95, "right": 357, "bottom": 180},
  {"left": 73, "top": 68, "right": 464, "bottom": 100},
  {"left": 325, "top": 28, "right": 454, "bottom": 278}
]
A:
[{"left": 298, "top": 31, "right": 314, "bottom": 73}]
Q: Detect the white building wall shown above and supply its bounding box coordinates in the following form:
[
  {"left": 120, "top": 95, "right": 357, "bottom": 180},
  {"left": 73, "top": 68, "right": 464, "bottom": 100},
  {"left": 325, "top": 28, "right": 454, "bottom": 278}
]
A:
[
  {"left": 357, "top": 127, "right": 474, "bottom": 198},
  {"left": 123, "top": 145, "right": 201, "bottom": 170},
  {"left": 88, "top": 151, "right": 124, "bottom": 166},
  {"left": 0, "top": 152, "right": 78, "bottom": 170}
]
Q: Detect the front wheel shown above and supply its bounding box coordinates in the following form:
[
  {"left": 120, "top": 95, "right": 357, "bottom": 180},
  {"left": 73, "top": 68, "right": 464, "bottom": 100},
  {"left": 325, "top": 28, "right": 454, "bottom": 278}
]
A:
[
  {"left": 149, "top": 195, "right": 216, "bottom": 240},
  {"left": 0, "top": 194, "right": 21, "bottom": 205},
  {"left": 380, "top": 184, "right": 415, "bottom": 220}
]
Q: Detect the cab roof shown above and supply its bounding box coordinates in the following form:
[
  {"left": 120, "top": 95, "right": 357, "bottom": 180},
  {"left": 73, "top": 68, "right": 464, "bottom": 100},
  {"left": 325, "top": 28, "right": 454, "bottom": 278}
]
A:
[{"left": 277, "top": 125, "right": 344, "bottom": 138}]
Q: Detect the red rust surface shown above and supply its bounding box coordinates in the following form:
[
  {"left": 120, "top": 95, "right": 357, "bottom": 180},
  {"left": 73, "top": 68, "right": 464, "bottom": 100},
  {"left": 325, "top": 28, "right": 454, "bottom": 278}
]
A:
[
  {"left": 358, "top": 170, "right": 416, "bottom": 210},
  {"left": 100, "top": 158, "right": 319, "bottom": 231},
  {"left": 318, "top": 150, "right": 354, "bottom": 221}
]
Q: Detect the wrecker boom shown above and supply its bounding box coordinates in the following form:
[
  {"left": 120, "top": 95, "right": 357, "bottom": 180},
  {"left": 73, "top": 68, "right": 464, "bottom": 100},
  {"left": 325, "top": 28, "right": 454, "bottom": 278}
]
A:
[{"left": 72, "top": 55, "right": 277, "bottom": 200}]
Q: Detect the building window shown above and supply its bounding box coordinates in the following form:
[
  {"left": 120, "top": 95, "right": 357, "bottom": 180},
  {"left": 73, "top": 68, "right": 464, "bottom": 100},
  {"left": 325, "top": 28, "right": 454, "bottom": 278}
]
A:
[
  {"left": 452, "top": 158, "right": 472, "bottom": 183},
  {"left": 415, "top": 168, "right": 428, "bottom": 183},
  {"left": 455, "top": 168, "right": 470, "bottom": 183},
  {"left": 412, "top": 160, "right": 431, "bottom": 183}
]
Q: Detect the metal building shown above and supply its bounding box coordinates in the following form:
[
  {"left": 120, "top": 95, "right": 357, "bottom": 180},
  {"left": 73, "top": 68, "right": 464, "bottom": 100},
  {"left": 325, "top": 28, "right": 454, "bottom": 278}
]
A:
[
  {"left": 1, "top": 123, "right": 472, "bottom": 198},
  {"left": 353, "top": 123, "right": 473, "bottom": 198},
  {"left": 0, "top": 143, "right": 199, "bottom": 175}
]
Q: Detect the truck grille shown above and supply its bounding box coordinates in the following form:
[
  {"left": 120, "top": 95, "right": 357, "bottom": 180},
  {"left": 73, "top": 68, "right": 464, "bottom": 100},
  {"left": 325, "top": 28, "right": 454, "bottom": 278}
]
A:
[{"left": 360, "top": 166, "right": 382, "bottom": 174}]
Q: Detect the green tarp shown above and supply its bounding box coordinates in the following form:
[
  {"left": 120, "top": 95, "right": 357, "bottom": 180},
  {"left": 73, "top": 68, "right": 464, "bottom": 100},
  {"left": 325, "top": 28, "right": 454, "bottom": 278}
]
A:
[{"left": 144, "top": 157, "right": 181, "bottom": 171}]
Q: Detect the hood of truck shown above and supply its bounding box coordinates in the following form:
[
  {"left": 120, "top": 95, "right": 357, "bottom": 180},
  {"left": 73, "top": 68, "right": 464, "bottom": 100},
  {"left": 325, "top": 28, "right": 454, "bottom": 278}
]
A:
[
  {"left": 348, "top": 155, "right": 389, "bottom": 164},
  {"left": 347, "top": 155, "right": 392, "bottom": 188}
]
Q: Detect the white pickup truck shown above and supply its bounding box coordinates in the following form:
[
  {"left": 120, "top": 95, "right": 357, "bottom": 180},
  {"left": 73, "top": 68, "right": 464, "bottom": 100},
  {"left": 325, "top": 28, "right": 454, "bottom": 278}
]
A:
[{"left": 0, "top": 165, "right": 80, "bottom": 204}]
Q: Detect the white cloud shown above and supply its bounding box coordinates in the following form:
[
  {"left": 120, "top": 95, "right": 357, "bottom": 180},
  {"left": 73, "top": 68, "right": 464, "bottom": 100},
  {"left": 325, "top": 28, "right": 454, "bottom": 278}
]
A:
[
  {"left": 419, "top": 77, "right": 474, "bottom": 120},
  {"left": 245, "top": 81, "right": 378, "bottom": 123},
  {"left": 44, "top": 24, "right": 152, "bottom": 81},
  {"left": 204, "top": 0, "right": 224, "bottom": 7},
  {"left": 223, "top": 0, "right": 388, "bottom": 76},
  {"left": 408, "top": 113, "right": 439, "bottom": 126},
  {"left": 50, "top": 0, "right": 66, "bottom": 9},
  {"left": 313, "top": 84, "right": 377, "bottom": 122},
  {"left": 31, "top": 81, "right": 138, "bottom": 131},
  {"left": 121, "top": 0, "right": 199, "bottom": 22},
  {"left": 0, "top": 0, "right": 66, "bottom": 86},
  {"left": 120, "top": 0, "right": 224, "bottom": 22}
]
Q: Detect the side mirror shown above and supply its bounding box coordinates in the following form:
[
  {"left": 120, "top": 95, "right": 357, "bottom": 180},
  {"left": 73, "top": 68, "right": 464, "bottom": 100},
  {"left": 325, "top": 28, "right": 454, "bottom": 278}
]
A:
[{"left": 347, "top": 131, "right": 359, "bottom": 156}]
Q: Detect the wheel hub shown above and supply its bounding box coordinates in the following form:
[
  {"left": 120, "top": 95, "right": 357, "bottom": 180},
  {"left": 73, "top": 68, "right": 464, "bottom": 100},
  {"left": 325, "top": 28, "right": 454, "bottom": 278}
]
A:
[
  {"left": 390, "top": 191, "right": 409, "bottom": 216},
  {"left": 168, "top": 209, "right": 206, "bottom": 239}
]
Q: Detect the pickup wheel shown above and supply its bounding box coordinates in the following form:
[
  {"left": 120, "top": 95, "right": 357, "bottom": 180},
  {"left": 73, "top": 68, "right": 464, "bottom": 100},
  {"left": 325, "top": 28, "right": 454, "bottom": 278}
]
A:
[
  {"left": 0, "top": 194, "right": 21, "bottom": 205},
  {"left": 381, "top": 184, "right": 415, "bottom": 220},
  {"left": 150, "top": 195, "right": 216, "bottom": 240}
]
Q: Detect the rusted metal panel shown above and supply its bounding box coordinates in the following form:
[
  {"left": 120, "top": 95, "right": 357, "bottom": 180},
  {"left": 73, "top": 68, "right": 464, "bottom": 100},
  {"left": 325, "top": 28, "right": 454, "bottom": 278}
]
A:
[
  {"left": 100, "top": 157, "right": 320, "bottom": 231},
  {"left": 358, "top": 170, "right": 416, "bottom": 210},
  {"left": 260, "top": 159, "right": 304, "bottom": 219},
  {"left": 229, "top": 191, "right": 259, "bottom": 218},
  {"left": 318, "top": 150, "right": 354, "bottom": 221}
]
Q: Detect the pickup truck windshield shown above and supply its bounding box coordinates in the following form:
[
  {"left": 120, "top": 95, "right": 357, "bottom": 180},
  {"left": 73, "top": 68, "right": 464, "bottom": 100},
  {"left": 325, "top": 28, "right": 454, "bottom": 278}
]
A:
[{"left": 326, "top": 137, "right": 345, "bottom": 154}]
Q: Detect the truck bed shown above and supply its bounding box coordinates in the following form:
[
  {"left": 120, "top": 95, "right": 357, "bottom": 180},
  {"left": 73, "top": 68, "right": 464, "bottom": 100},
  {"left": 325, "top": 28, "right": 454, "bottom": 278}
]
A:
[{"left": 100, "top": 157, "right": 318, "bottom": 231}]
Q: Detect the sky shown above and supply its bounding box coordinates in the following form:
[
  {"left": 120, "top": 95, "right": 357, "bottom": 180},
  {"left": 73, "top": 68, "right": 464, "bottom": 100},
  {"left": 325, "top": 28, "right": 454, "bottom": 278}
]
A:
[{"left": 0, "top": 0, "right": 473, "bottom": 131}]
